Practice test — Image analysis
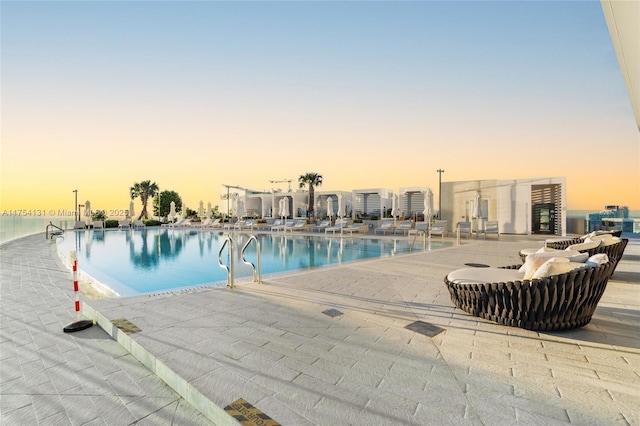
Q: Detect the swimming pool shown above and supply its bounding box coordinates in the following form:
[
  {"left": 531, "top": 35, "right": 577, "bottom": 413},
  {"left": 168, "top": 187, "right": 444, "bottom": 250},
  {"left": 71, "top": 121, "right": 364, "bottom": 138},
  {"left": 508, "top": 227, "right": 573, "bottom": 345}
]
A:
[{"left": 56, "top": 228, "right": 452, "bottom": 296}]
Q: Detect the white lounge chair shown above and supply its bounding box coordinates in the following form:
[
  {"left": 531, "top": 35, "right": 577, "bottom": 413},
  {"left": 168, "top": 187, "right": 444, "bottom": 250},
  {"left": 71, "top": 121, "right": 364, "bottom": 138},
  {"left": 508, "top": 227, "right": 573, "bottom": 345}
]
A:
[
  {"left": 342, "top": 223, "right": 368, "bottom": 235},
  {"left": 268, "top": 219, "right": 283, "bottom": 231},
  {"left": 481, "top": 221, "right": 500, "bottom": 239},
  {"left": 206, "top": 218, "right": 222, "bottom": 229},
  {"left": 132, "top": 220, "right": 146, "bottom": 229},
  {"left": 374, "top": 220, "right": 395, "bottom": 235},
  {"left": 272, "top": 220, "right": 293, "bottom": 232},
  {"left": 284, "top": 220, "right": 309, "bottom": 233},
  {"left": 74, "top": 221, "right": 86, "bottom": 230},
  {"left": 325, "top": 219, "right": 348, "bottom": 234},
  {"left": 118, "top": 220, "right": 130, "bottom": 230},
  {"left": 408, "top": 222, "right": 428, "bottom": 236},
  {"left": 457, "top": 221, "right": 472, "bottom": 239},
  {"left": 312, "top": 220, "right": 330, "bottom": 232},
  {"left": 92, "top": 220, "right": 104, "bottom": 230},
  {"left": 393, "top": 220, "right": 413, "bottom": 236},
  {"left": 430, "top": 220, "right": 448, "bottom": 238}
]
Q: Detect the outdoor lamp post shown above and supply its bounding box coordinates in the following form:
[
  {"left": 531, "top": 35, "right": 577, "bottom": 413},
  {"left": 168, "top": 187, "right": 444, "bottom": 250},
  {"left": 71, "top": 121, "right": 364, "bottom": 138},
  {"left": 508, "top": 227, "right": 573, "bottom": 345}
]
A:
[
  {"left": 73, "top": 189, "right": 78, "bottom": 222},
  {"left": 437, "top": 169, "right": 445, "bottom": 219}
]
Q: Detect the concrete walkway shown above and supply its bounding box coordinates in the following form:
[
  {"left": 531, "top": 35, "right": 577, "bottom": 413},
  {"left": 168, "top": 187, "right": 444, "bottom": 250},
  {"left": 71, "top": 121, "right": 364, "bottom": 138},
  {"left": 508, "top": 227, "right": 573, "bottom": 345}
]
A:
[{"left": 2, "top": 233, "right": 639, "bottom": 425}]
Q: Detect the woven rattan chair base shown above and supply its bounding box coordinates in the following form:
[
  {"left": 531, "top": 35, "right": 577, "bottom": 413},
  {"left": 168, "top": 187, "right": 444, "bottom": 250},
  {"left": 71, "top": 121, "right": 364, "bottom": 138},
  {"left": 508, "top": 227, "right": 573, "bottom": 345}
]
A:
[{"left": 445, "top": 260, "right": 617, "bottom": 331}]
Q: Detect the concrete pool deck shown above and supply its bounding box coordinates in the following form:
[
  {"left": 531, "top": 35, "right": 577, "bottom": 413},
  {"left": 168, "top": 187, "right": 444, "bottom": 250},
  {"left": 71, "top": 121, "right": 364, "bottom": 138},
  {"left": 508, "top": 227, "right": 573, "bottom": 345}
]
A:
[{"left": 1, "top": 232, "right": 639, "bottom": 425}]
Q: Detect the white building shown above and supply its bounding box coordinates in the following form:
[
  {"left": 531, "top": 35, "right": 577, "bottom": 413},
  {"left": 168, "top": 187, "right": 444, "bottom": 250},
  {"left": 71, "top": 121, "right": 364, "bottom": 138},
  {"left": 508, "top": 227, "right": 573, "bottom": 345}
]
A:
[{"left": 440, "top": 177, "right": 567, "bottom": 236}]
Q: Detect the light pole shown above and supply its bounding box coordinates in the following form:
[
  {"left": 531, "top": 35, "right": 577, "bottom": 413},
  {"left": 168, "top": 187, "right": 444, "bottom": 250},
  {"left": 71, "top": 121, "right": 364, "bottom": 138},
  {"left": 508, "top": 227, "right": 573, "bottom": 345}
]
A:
[
  {"left": 73, "top": 189, "right": 78, "bottom": 222},
  {"left": 437, "top": 169, "right": 445, "bottom": 219}
]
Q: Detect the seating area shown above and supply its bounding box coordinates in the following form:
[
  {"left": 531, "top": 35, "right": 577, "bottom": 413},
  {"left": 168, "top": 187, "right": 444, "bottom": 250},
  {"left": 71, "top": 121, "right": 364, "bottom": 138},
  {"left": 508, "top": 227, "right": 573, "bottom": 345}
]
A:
[
  {"left": 429, "top": 220, "right": 447, "bottom": 238},
  {"left": 393, "top": 220, "right": 413, "bottom": 236},
  {"left": 325, "top": 219, "right": 348, "bottom": 234},
  {"left": 519, "top": 233, "right": 628, "bottom": 271},
  {"left": 408, "top": 222, "right": 428, "bottom": 236},
  {"left": 341, "top": 223, "right": 368, "bottom": 235},
  {"left": 456, "top": 221, "right": 471, "bottom": 239},
  {"left": 445, "top": 236, "right": 629, "bottom": 330},
  {"left": 374, "top": 220, "right": 394, "bottom": 235},
  {"left": 284, "top": 220, "right": 309, "bottom": 233},
  {"left": 480, "top": 221, "right": 499, "bottom": 239}
]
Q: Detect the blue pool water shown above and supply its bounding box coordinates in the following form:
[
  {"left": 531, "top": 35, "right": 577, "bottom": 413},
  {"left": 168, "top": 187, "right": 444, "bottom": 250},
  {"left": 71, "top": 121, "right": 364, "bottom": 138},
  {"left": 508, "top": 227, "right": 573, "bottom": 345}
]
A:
[{"left": 56, "top": 228, "right": 452, "bottom": 296}]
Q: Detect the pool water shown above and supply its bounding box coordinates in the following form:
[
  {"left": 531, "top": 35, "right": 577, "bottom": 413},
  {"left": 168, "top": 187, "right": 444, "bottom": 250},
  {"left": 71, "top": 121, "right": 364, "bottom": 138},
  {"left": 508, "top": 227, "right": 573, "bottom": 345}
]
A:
[{"left": 56, "top": 228, "right": 451, "bottom": 296}]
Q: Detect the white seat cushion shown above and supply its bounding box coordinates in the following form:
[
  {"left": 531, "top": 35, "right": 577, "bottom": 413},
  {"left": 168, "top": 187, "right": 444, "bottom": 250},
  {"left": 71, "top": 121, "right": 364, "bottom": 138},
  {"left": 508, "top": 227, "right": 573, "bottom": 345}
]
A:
[{"left": 447, "top": 268, "right": 524, "bottom": 285}]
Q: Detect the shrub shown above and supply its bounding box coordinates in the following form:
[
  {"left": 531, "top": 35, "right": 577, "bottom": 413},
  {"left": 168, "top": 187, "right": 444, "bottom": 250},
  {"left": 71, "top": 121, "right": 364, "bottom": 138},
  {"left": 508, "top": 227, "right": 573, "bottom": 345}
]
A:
[
  {"left": 144, "top": 219, "right": 161, "bottom": 227},
  {"left": 105, "top": 219, "right": 119, "bottom": 228},
  {"left": 92, "top": 210, "right": 107, "bottom": 221}
]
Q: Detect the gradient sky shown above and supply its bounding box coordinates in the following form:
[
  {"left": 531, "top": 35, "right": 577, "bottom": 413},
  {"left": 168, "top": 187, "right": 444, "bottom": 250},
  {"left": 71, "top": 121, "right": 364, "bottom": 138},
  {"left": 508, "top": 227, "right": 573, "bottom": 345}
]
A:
[{"left": 2, "top": 1, "right": 638, "bottom": 216}]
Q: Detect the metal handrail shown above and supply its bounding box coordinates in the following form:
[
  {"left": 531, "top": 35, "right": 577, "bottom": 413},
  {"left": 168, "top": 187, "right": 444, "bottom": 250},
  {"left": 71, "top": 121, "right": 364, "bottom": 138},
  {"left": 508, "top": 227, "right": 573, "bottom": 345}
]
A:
[
  {"left": 409, "top": 230, "right": 427, "bottom": 251},
  {"left": 241, "top": 234, "right": 262, "bottom": 283},
  {"left": 217, "top": 235, "right": 234, "bottom": 289},
  {"left": 46, "top": 222, "right": 64, "bottom": 240}
]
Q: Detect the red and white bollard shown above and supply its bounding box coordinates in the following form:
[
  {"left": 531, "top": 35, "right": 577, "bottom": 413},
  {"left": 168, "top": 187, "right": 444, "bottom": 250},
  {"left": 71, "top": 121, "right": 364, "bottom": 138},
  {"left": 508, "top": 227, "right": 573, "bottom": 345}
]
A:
[{"left": 63, "top": 251, "right": 94, "bottom": 333}]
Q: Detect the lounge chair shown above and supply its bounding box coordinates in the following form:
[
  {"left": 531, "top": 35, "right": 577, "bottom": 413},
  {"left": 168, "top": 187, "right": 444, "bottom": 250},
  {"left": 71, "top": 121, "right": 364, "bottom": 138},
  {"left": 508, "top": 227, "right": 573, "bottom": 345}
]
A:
[
  {"left": 284, "top": 220, "right": 309, "bottom": 233},
  {"left": 430, "top": 220, "right": 448, "bottom": 238},
  {"left": 393, "top": 220, "right": 413, "bottom": 236},
  {"left": 480, "top": 221, "right": 499, "bottom": 239},
  {"left": 206, "top": 218, "right": 222, "bottom": 229},
  {"left": 312, "top": 220, "right": 330, "bottom": 232},
  {"left": 132, "top": 220, "right": 146, "bottom": 229},
  {"left": 342, "top": 223, "right": 368, "bottom": 235},
  {"left": 268, "top": 219, "right": 283, "bottom": 231},
  {"left": 408, "top": 222, "right": 428, "bottom": 236},
  {"left": 445, "top": 255, "right": 617, "bottom": 331},
  {"left": 74, "top": 221, "right": 86, "bottom": 230},
  {"left": 171, "top": 218, "right": 191, "bottom": 228},
  {"left": 118, "top": 220, "right": 130, "bottom": 230},
  {"left": 272, "top": 220, "right": 293, "bottom": 232},
  {"left": 325, "top": 219, "right": 348, "bottom": 234},
  {"left": 191, "top": 218, "right": 213, "bottom": 228},
  {"left": 374, "top": 220, "right": 395, "bottom": 235},
  {"left": 457, "top": 221, "right": 472, "bottom": 239},
  {"left": 240, "top": 219, "right": 257, "bottom": 231},
  {"left": 92, "top": 220, "right": 104, "bottom": 230}
]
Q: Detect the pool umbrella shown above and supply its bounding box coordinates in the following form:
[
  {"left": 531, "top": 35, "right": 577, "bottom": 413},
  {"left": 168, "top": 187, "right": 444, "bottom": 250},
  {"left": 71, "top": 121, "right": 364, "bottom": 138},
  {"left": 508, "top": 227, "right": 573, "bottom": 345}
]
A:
[
  {"left": 207, "top": 202, "right": 212, "bottom": 219},
  {"left": 473, "top": 191, "right": 482, "bottom": 219},
  {"left": 281, "top": 197, "right": 289, "bottom": 219},
  {"left": 337, "top": 193, "right": 344, "bottom": 219},
  {"left": 391, "top": 194, "right": 398, "bottom": 225},
  {"left": 198, "top": 200, "right": 205, "bottom": 219},
  {"left": 326, "top": 196, "right": 334, "bottom": 222},
  {"left": 129, "top": 201, "right": 135, "bottom": 220},
  {"left": 169, "top": 201, "right": 176, "bottom": 221},
  {"left": 423, "top": 189, "right": 433, "bottom": 223},
  {"left": 84, "top": 200, "right": 92, "bottom": 218},
  {"left": 236, "top": 198, "right": 245, "bottom": 218},
  {"left": 472, "top": 191, "right": 482, "bottom": 236},
  {"left": 232, "top": 197, "right": 239, "bottom": 219}
]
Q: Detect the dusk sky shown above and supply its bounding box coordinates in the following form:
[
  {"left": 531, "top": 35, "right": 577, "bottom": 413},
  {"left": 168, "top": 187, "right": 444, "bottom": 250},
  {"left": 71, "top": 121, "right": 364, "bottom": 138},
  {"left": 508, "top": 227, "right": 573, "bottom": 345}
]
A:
[{"left": 2, "top": 1, "right": 638, "bottom": 216}]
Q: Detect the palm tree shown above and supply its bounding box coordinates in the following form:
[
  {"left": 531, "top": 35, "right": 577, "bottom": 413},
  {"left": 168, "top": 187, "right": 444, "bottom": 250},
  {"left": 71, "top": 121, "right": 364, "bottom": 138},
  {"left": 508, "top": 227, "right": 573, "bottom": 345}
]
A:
[
  {"left": 130, "top": 180, "right": 159, "bottom": 220},
  {"left": 298, "top": 172, "right": 323, "bottom": 218}
]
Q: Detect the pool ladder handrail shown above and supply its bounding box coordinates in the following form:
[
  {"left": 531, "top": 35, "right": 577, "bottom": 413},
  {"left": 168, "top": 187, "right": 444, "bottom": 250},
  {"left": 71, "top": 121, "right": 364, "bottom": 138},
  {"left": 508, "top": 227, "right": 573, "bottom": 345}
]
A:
[
  {"left": 409, "top": 229, "right": 427, "bottom": 252},
  {"left": 46, "top": 222, "right": 64, "bottom": 240},
  {"left": 241, "top": 234, "right": 262, "bottom": 284},
  {"left": 218, "top": 235, "right": 235, "bottom": 289}
]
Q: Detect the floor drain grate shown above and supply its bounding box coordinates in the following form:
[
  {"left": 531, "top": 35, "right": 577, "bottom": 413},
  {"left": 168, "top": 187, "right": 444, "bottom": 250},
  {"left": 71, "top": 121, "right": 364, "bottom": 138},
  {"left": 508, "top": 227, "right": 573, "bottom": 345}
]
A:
[
  {"left": 112, "top": 318, "right": 141, "bottom": 335},
  {"left": 322, "top": 308, "right": 343, "bottom": 318},
  {"left": 405, "top": 320, "right": 445, "bottom": 337}
]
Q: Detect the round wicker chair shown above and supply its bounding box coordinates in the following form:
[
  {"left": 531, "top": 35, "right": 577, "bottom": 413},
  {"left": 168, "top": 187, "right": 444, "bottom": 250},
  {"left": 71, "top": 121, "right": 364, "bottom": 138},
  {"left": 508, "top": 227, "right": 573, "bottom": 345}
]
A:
[
  {"left": 519, "top": 239, "right": 628, "bottom": 270},
  {"left": 445, "top": 259, "right": 617, "bottom": 331}
]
